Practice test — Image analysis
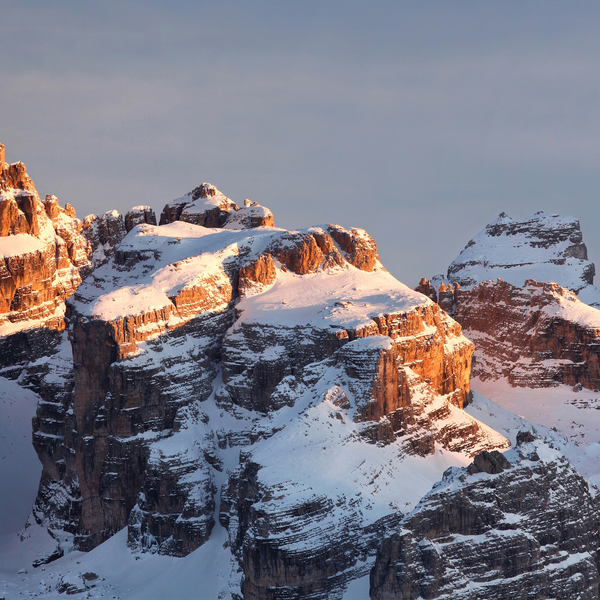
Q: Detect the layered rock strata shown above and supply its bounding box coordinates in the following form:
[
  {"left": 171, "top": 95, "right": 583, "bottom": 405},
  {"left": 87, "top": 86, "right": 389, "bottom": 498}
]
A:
[
  {"left": 370, "top": 436, "right": 600, "bottom": 600},
  {"left": 0, "top": 159, "right": 88, "bottom": 331},
  {"left": 28, "top": 191, "right": 512, "bottom": 600},
  {"left": 454, "top": 278, "right": 600, "bottom": 389},
  {"left": 13, "top": 167, "right": 590, "bottom": 598}
]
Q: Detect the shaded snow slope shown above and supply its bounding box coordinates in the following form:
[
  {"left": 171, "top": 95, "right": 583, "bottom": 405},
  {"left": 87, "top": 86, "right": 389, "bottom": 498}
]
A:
[
  {"left": 470, "top": 379, "right": 600, "bottom": 488},
  {"left": 0, "top": 377, "right": 42, "bottom": 534}
]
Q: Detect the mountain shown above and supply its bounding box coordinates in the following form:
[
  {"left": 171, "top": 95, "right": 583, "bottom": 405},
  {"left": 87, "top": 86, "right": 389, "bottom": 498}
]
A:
[
  {"left": 418, "top": 211, "right": 600, "bottom": 485},
  {"left": 1, "top": 148, "right": 600, "bottom": 599},
  {"left": 445, "top": 211, "right": 600, "bottom": 307}
]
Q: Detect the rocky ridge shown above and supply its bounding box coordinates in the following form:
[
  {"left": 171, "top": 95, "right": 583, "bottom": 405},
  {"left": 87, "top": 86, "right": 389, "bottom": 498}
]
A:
[
  {"left": 2, "top": 149, "right": 600, "bottom": 599},
  {"left": 371, "top": 435, "right": 600, "bottom": 600}
]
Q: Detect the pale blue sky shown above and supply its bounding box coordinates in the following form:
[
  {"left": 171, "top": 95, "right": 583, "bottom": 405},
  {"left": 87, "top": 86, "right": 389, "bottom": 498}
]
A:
[{"left": 2, "top": 1, "right": 600, "bottom": 285}]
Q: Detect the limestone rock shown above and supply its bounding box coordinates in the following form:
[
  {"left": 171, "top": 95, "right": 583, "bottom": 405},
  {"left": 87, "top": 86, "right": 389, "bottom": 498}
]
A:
[
  {"left": 0, "top": 153, "right": 92, "bottom": 331},
  {"left": 466, "top": 449, "right": 511, "bottom": 474},
  {"left": 327, "top": 224, "right": 381, "bottom": 272},
  {"left": 124, "top": 205, "right": 157, "bottom": 232},
  {"left": 159, "top": 183, "right": 275, "bottom": 233},
  {"left": 224, "top": 200, "right": 274, "bottom": 229},
  {"left": 82, "top": 210, "right": 127, "bottom": 268},
  {"left": 370, "top": 443, "right": 600, "bottom": 599},
  {"left": 159, "top": 183, "right": 238, "bottom": 227},
  {"left": 452, "top": 278, "right": 600, "bottom": 390},
  {"left": 415, "top": 278, "right": 437, "bottom": 302}
]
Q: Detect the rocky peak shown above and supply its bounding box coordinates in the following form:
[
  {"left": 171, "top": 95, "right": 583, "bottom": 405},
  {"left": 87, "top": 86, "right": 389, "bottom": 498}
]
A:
[
  {"left": 415, "top": 277, "right": 437, "bottom": 302},
  {"left": 0, "top": 148, "right": 93, "bottom": 331},
  {"left": 0, "top": 158, "right": 37, "bottom": 195},
  {"left": 81, "top": 210, "right": 127, "bottom": 268},
  {"left": 452, "top": 278, "right": 600, "bottom": 390},
  {"left": 48, "top": 186, "right": 506, "bottom": 569},
  {"left": 6, "top": 156, "right": 599, "bottom": 598},
  {"left": 447, "top": 211, "right": 595, "bottom": 295},
  {"left": 191, "top": 182, "right": 224, "bottom": 200},
  {"left": 159, "top": 182, "right": 274, "bottom": 230}
]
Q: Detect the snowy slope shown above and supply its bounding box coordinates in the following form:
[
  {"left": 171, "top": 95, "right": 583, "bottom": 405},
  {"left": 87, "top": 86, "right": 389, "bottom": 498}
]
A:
[{"left": 0, "top": 378, "right": 41, "bottom": 534}]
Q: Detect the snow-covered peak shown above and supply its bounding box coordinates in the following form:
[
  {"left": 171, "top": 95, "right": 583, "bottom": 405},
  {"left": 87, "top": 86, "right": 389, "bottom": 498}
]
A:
[{"left": 447, "top": 211, "right": 595, "bottom": 295}]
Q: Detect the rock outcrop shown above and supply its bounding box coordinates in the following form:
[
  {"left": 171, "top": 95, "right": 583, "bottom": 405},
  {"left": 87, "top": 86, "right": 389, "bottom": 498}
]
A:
[
  {"left": 81, "top": 210, "right": 127, "bottom": 268},
  {"left": 452, "top": 278, "right": 600, "bottom": 389},
  {"left": 159, "top": 182, "right": 273, "bottom": 230},
  {"left": 124, "top": 205, "right": 157, "bottom": 233},
  {"left": 370, "top": 439, "right": 600, "bottom": 600},
  {"left": 0, "top": 150, "right": 91, "bottom": 332}
]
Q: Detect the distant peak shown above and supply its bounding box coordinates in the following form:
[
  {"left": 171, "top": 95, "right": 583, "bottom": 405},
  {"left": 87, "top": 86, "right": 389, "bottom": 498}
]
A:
[{"left": 191, "top": 183, "right": 221, "bottom": 200}]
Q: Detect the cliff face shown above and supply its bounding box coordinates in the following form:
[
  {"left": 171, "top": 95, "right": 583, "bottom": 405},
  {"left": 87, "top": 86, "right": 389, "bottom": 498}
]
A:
[
  {"left": 11, "top": 171, "right": 512, "bottom": 600},
  {"left": 452, "top": 279, "right": 600, "bottom": 389},
  {"left": 370, "top": 436, "right": 600, "bottom": 600}
]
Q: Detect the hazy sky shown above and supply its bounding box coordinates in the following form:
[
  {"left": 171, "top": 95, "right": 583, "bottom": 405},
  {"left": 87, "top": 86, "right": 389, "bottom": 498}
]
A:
[{"left": 2, "top": 1, "right": 600, "bottom": 286}]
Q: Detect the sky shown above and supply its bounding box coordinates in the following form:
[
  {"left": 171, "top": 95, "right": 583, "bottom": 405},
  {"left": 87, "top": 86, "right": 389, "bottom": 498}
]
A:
[{"left": 2, "top": 0, "right": 600, "bottom": 287}]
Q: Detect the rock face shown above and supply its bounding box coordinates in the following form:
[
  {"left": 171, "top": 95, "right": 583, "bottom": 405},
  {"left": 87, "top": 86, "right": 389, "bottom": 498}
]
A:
[
  {"left": 124, "top": 205, "right": 157, "bottom": 233},
  {"left": 20, "top": 176, "right": 514, "bottom": 600},
  {"left": 370, "top": 438, "right": 600, "bottom": 600},
  {"left": 0, "top": 148, "right": 159, "bottom": 553},
  {"left": 81, "top": 210, "right": 127, "bottom": 268},
  {"left": 451, "top": 279, "right": 600, "bottom": 389}
]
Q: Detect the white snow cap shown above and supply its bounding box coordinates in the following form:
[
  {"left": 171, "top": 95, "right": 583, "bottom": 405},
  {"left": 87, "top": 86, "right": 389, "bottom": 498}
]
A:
[{"left": 447, "top": 211, "right": 596, "bottom": 295}]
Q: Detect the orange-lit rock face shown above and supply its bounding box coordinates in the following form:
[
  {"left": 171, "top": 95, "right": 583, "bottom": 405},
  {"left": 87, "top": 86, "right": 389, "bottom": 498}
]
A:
[
  {"left": 0, "top": 159, "right": 91, "bottom": 330},
  {"left": 327, "top": 224, "right": 381, "bottom": 272},
  {"left": 415, "top": 277, "right": 437, "bottom": 302},
  {"left": 368, "top": 302, "right": 473, "bottom": 410},
  {"left": 453, "top": 278, "right": 600, "bottom": 389},
  {"left": 238, "top": 254, "right": 277, "bottom": 296}
]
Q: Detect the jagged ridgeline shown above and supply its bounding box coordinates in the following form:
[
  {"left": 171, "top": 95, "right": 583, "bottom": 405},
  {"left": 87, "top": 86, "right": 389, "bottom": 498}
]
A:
[{"left": 2, "top": 144, "right": 600, "bottom": 600}]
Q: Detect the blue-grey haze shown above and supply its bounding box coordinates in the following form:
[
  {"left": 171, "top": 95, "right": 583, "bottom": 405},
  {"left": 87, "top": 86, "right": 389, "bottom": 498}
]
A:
[{"left": 2, "top": 0, "right": 600, "bottom": 287}]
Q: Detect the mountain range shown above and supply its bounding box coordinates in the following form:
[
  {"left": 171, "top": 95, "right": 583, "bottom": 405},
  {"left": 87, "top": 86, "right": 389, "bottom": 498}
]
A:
[{"left": 1, "top": 143, "right": 600, "bottom": 599}]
